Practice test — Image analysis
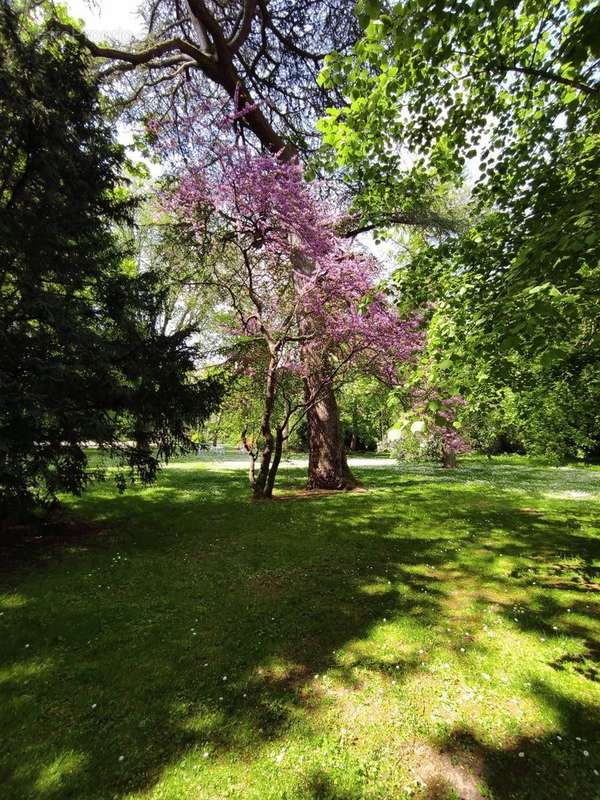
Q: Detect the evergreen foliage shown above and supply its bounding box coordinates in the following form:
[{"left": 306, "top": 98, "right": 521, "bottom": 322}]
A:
[{"left": 0, "top": 4, "right": 222, "bottom": 517}]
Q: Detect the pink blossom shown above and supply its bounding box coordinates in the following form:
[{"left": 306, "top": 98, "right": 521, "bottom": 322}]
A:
[{"left": 154, "top": 103, "right": 424, "bottom": 388}]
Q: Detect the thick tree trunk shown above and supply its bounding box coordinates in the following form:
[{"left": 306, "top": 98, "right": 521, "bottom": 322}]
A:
[
  {"left": 294, "top": 254, "right": 356, "bottom": 490},
  {"left": 304, "top": 367, "right": 357, "bottom": 489}
]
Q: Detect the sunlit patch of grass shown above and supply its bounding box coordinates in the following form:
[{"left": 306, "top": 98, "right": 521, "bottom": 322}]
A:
[
  {"left": 34, "top": 751, "right": 87, "bottom": 794},
  {"left": 0, "top": 591, "right": 29, "bottom": 610},
  {"left": 0, "top": 455, "right": 598, "bottom": 799}
]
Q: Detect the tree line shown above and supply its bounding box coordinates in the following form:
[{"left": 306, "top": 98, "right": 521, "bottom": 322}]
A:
[{"left": 1, "top": 0, "right": 598, "bottom": 522}]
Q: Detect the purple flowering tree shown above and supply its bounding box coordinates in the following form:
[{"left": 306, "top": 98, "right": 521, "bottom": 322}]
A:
[{"left": 163, "top": 134, "right": 423, "bottom": 497}]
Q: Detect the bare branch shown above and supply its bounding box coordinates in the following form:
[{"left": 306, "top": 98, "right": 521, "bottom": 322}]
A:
[
  {"left": 228, "top": 0, "right": 258, "bottom": 54},
  {"left": 51, "top": 20, "right": 215, "bottom": 71}
]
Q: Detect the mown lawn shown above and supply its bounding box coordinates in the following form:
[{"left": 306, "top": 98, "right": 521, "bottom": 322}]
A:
[{"left": 1, "top": 455, "right": 599, "bottom": 800}]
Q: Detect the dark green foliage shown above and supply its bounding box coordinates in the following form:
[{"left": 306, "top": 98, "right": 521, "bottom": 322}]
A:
[{"left": 0, "top": 4, "right": 222, "bottom": 517}]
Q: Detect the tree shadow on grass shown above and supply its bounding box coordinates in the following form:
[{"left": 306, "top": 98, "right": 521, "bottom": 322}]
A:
[
  {"left": 0, "top": 461, "right": 598, "bottom": 799},
  {"left": 426, "top": 679, "right": 599, "bottom": 800}
]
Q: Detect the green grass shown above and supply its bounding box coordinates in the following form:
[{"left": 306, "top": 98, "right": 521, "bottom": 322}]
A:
[{"left": 1, "top": 455, "right": 599, "bottom": 800}]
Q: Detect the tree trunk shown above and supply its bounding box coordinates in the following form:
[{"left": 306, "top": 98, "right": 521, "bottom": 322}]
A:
[
  {"left": 304, "top": 366, "right": 357, "bottom": 489},
  {"left": 248, "top": 452, "right": 257, "bottom": 485},
  {"left": 252, "top": 354, "right": 277, "bottom": 499},
  {"left": 442, "top": 447, "right": 457, "bottom": 468},
  {"left": 264, "top": 427, "right": 284, "bottom": 498},
  {"left": 294, "top": 251, "right": 356, "bottom": 491}
]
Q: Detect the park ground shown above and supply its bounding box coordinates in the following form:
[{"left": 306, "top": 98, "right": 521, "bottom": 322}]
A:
[{"left": 1, "top": 453, "right": 599, "bottom": 800}]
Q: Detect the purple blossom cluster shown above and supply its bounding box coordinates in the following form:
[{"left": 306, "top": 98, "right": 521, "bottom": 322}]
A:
[
  {"left": 159, "top": 123, "right": 424, "bottom": 385},
  {"left": 411, "top": 388, "right": 470, "bottom": 453}
]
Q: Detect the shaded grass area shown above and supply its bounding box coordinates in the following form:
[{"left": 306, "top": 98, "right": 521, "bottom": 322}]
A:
[{"left": 0, "top": 457, "right": 599, "bottom": 799}]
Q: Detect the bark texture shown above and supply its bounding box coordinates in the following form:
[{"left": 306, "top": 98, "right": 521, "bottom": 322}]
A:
[{"left": 304, "top": 366, "right": 357, "bottom": 489}]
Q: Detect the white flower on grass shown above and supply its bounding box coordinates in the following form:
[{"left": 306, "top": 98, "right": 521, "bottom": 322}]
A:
[
  {"left": 118, "top": 755, "right": 125, "bottom": 762},
  {"left": 518, "top": 752, "right": 525, "bottom": 758},
  {"left": 203, "top": 751, "right": 209, "bottom": 759},
  {"left": 91, "top": 703, "right": 97, "bottom": 709},
  {"left": 583, "top": 750, "right": 589, "bottom": 757}
]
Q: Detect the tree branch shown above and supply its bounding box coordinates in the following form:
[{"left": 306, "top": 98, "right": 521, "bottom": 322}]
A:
[
  {"left": 228, "top": 0, "right": 258, "bottom": 54},
  {"left": 496, "top": 62, "right": 599, "bottom": 96},
  {"left": 339, "top": 210, "right": 459, "bottom": 238},
  {"left": 51, "top": 20, "right": 215, "bottom": 71}
]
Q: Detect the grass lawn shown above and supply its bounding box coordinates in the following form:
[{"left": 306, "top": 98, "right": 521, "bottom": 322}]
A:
[{"left": 1, "top": 454, "right": 599, "bottom": 800}]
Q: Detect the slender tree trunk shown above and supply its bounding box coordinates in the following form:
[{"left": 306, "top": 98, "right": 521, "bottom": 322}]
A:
[
  {"left": 264, "top": 427, "right": 284, "bottom": 498},
  {"left": 248, "top": 452, "right": 257, "bottom": 485},
  {"left": 282, "top": 419, "right": 289, "bottom": 453},
  {"left": 252, "top": 355, "right": 277, "bottom": 499}
]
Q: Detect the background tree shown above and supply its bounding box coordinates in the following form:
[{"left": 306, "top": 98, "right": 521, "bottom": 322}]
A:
[
  {"left": 319, "top": 0, "right": 600, "bottom": 462},
  {"left": 0, "top": 3, "right": 221, "bottom": 518},
  {"left": 338, "top": 377, "right": 392, "bottom": 451}
]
